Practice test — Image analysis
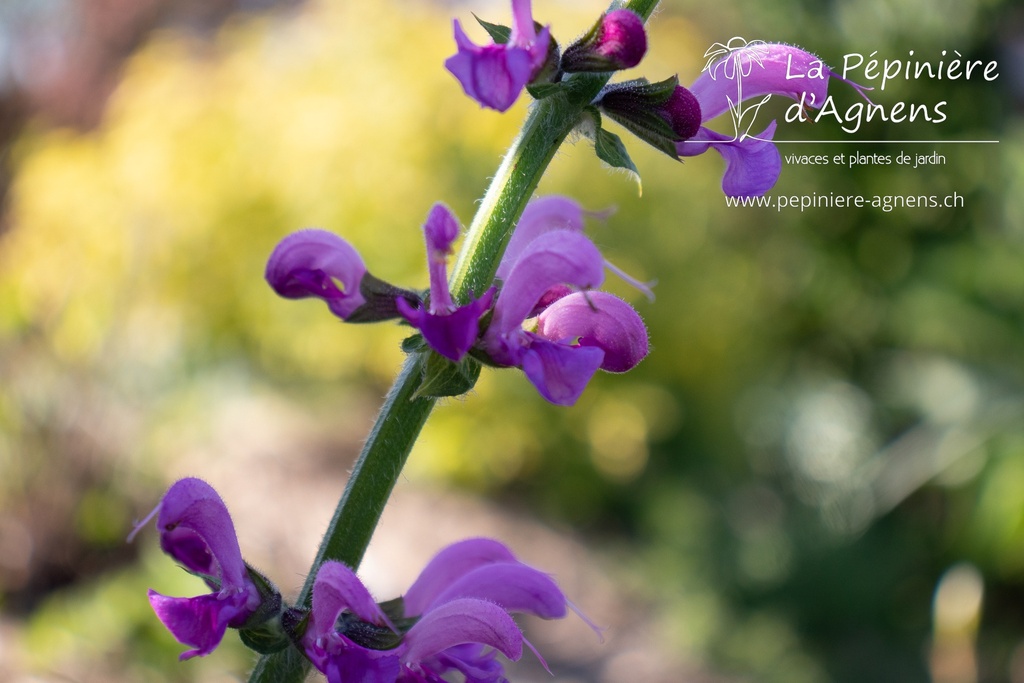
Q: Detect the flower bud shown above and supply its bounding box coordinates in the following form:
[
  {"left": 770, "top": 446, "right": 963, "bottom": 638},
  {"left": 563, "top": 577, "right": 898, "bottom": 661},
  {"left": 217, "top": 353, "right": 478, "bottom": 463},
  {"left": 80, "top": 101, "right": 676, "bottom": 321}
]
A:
[
  {"left": 561, "top": 9, "right": 646, "bottom": 73},
  {"left": 658, "top": 85, "right": 702, "bottom": 140},
  {"left": 596, "top": 76, "right": 702, "bottom": 158}
]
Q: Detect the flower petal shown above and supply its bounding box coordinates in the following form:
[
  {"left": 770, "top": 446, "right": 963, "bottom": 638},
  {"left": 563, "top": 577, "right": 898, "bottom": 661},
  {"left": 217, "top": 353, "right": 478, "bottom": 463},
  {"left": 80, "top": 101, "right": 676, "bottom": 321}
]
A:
[
  {"left": 428, "top": 562, "right": 568, "bottom": 619},
  {"left": 496, "top": 197, "right": 587, "bottom": 281},
  {"left": 149, "top": 590, "right": 241, "bottom": 660},
  {"left": 403, "top": 598, "right": 523, "bottom": 664},
  {"left": 423, "top": 204, "right": 460, "bottom": 313},
  {"left": 434, "top": 644, "right": 506, "bottom": 683},
  {"left": 445, "top": 21, "right": 534, "bottom": 112},
  {"left": 487, "top": 230, "right": 605, "bottom": 358},
  {"left": 309, "top": 561, "right": 393, "bottom": 642},
  {"left": 397, "top": 288, "right": 495, "bottom": 362},
  {"left": 404, "top": 538, "right": 517, "bottom": 617},
  {"left": 323, "top": 648, "right": 401, "bottom": 683},
  {"left": 265, "top": 229, "right": 367, "bottom": 320},
  {"left": 691, "top": 44, "right": 831, "bottom": 121},
  {"left": 521, "top": 337, "right": 605, "bottom": 406},
  {"left": 717, "top": 125, "right": 781, "bottom": 197},
  {"left": 536, "top": 291, "right": 648, "bottom": 373},
  {"left": 509, "top": 0, "right": 536, "bottom": 46},
  {"left": 157, "top": 478, "right": 247, "bottom": 589},
  {"left": 678, "top": 121, "right": 781, "bottom": 197}
]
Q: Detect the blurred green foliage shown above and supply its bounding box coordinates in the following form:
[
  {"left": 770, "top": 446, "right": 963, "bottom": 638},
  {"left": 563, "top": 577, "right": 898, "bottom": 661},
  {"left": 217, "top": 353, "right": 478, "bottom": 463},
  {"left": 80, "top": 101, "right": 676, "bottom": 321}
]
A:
[{"left": 1, "top": 0, "right": 1022, "bottom": 681}]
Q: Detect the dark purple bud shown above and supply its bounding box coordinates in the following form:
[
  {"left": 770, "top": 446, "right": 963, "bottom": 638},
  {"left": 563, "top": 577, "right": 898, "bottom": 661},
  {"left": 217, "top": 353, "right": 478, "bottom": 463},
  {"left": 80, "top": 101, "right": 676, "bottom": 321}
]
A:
[
  {"left": 562, "top": 9, "right": 647, "bottom": 73},
  {"left": 596, "top": 76, "right": 701, "bottom": 159},
  {"left": 661, "top": 85, "right": 702, "bottom": 141}
]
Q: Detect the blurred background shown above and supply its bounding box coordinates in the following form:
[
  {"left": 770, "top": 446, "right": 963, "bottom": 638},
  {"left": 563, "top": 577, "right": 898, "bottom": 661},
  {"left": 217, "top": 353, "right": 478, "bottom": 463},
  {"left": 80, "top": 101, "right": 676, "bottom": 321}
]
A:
[{"left": 0, "top": 0, "right": 1022, "bottom": 681}]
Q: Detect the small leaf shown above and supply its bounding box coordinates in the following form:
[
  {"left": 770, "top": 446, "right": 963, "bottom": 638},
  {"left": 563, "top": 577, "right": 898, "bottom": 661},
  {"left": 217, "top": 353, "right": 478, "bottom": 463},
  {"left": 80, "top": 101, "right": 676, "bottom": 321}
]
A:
[
  {"left": 473, "top": 14, "right": 511, "bottom": 44},
  {"left": 577, "top": 109, "right": 638, "bottom": 194},
  {"left": 238, "top": 624, "right": 292, "bottom": 655},
  {"left": 526, "top": 82, "right": 564, "bottom": 99},
  {"left": 377, "top": 597, "right": 420, "bottom": 635},
  {"left": 378, "top": 597, "right": 407, "bottom": 623},
  {"left": 401, "top": 334, "right": 428, "bottom": 354},
  {"left": 595, "top": 128, "right": 642, "bottom": 195},
  {"left": 413, "top": 352, "right": 482, "bottom": 399},
  {"left": 578, "top": 108, "right": 641, "bottom": 192},
  {"left": 643, "top": 75, "right": 682, "bottom": 102},
  {"left": 602, "top": 109, "right": 679, "bottom": 159}
]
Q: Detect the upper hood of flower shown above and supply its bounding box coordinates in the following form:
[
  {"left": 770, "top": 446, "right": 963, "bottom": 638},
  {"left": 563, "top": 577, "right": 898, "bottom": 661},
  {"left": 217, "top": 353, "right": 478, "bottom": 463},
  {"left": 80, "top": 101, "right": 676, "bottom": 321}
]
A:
[
  {"left": 691, "top": 43, "right": 832, "bottom": 121},
  {"left": 265, "top": 229, "right": 368, "bottom": 320}
]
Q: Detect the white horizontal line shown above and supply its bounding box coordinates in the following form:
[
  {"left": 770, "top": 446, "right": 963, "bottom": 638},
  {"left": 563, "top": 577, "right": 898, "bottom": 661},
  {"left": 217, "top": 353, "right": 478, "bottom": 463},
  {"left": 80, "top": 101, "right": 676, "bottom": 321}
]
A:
[{"left": 770, "top": 140, "right": 1000, "bottom": 144}]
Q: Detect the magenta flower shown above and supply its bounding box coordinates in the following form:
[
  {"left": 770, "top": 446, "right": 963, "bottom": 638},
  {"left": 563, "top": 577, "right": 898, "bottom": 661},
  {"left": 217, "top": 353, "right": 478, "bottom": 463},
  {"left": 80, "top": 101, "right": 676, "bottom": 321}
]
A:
[
  {"left": 561, "top": 9, "right": 647, "bottom": 73},
  {"left": 265, "top": 229, "right": 368, "bottom": 320},
  {"left": 396, "top": 204, "right": 495, "bottom": 362},
  {"left": 485, "top": 224, "right": 648, "bottom": 406},
  {"left": 303, "top": 538, "right": 580, "bottom": 683},
  {"left": 130, "top": 478, "right": 262, "bottom": 660},
  {"left": 677, "top": 43, "right": 859, "bottom": 197},
  {"left": 496, "top": 196, "right": 589, "bottom": 281},
  {"left": 497, "top": 195, "right": 652, "bottom": 299},
  {"left": 445, "top": 0, "right": 551, "bottom": 112},
  {"left": 265, "top": 196, "right": 649, "bottom": 403}
]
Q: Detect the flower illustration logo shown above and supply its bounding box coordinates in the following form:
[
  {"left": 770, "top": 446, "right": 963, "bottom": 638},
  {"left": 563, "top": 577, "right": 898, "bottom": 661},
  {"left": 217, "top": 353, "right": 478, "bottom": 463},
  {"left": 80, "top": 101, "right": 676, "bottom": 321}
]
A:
[{"left": 701, "top": 37, "right": 773, "bottom": 142}]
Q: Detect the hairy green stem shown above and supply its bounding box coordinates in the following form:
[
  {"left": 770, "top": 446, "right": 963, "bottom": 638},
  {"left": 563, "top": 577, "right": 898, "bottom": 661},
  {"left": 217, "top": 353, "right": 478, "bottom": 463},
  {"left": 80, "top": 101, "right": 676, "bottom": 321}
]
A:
[{"left": 248, "top": 1, "right": 659, "bottom": 680}]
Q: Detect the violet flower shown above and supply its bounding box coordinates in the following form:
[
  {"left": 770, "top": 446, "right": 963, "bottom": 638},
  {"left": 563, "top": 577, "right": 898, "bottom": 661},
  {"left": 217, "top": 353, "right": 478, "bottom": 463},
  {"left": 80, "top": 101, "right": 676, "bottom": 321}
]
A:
[
  {"left": 130, "top": 478, "right": 262, "bottom": 660},
  {"left": 497, "top": 195, "right": 653, "bottom": 300},
  {"left": 265, "top": 196, "right": 649, "bottom": 403},
  {"left": 445, "top": 0, "right": 551, "bottom": 112},
  {"left": 396, "top": 204, "right": 495, "bottom": 362},
  {"left": 677, "top": 43, "right": 854, "bottom": 197},
  {"left": 485, "top": 225, "right": 648, "bottom": 406},
  {"left": 265, "top": 229, "right": 367, "bottom": 320},
  {"left": 303, "top": 538, "right": 582, "bottom": 683}
]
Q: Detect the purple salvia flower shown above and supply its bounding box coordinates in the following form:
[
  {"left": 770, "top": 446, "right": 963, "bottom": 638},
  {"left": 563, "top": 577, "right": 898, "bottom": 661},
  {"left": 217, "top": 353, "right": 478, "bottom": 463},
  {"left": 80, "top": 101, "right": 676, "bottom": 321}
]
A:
[
  {"left": 677, "top": 43, "right": 862, "bottom": 197},
  {"left": 486, "top": 228, "right": 605, "bottom": 366},
  {"left": 485, "top": 228, "right": 648, "bottom": 405},
  {"left": 396, "top": 204, "right": 495, "bottom": 362},
  {"left": 561, "top": 9, "right": 647, "bottom": 73},
  {"left": 303, "top": 538, "right": 581, "bottom": 683},
  {"left": 265, "top": 196, "right": 648, "bottom": 402},
  {"left": 265, "top": 228, "right": 367, "bottom": 320},
  {"left": 303, "top": 561, "right": 402, "bottom": 681},
  {"left": 497, "top": 196, "right": 652, "bottom": 301},
  {"left": 130, "top": 478, "right": 261, "bottom": 660},
  {"left": 496, "top": 196, "right": 589, "bottom": 281},
  {"left": 537, "top": 291, "right": 649, "bottom": 373},
  {"left": 445, "top": 0, "right": 551, "bottom": 112}
]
